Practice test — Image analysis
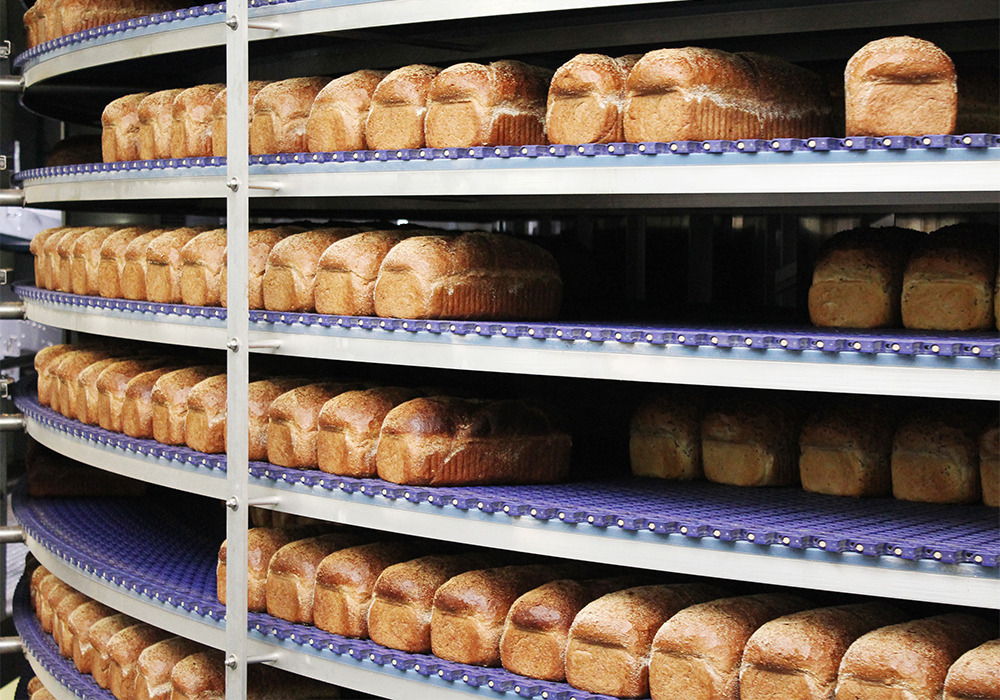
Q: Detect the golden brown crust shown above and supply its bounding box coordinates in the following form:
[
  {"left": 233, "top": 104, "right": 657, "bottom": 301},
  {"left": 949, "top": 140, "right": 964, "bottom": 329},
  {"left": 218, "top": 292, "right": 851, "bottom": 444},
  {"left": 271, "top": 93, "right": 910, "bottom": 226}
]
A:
[
  {"left": 217, "top": 526, "right": 321, "bottom": 611},
  {"left": 103, "top": 93, "right": 150, "bottom": 162},
  {"left": 701, "top": 396, "right": 800, "bottom": 487},
  {"left": 211, "top": 81, "right": 270, "bottom": 157},
  {"left": 98, "top": 227, "right": 153, "bottom": 299},
  {"left": 184, "top": 374, "right": 227, "bottom": 453},
  {"left": 34, "top": 343, "right": 74, "bottom": 406},
  {"left": 123, "top": 366, "right": 182, "bottom": 438},
  {"left": 135, "top": 636, "right": 206, "bottom": 700},
  {"left": 249, "top": 77, "right": 330, "bottom": 155},
  {"left": 262, "top": 228, "right": 360, "bottom": 311},
  {"left": 67, "top": 600, "right": 116, "bottom": 674},
  {"left": 31, "top": 227, "right": 68, "bottom": 289},
  {"left": 179, "top": 228, "right": 228, "bottom": 307},
  {"left": 245, "top": 377, "right": 312, "bottom": 461},
  {"left": 306, "top": 70, "right": 390, "bottom": 152},
  {"left": 145, "top": 227, "right": 205, "bottom": 303},
  {"left": 89, "top": 615, "right": 140, "bottom": 689},
  {"left": 630, "top": 393, "right": 703, "bottom": 480},
  {"left": 55, "top": 227, "right": 96, "bottom": 292},
  {"left": 267, "top": 382, "right": 359, "bottom": 467},
  {"left": 221, "top": 226, "right": 302, "bottom": 309},
  {"left": 373, "top": 232, "right": 562, "bottom": 320},
  {"left": 150, "top": 366, "right": 223, "bottom": 445},
  {"left": 314, "top": 230, "right": 419, "bottom": 316},
  {"left": 892, "top": 409, "right": 984, "bottom": 504},
  {"left": 75, "top": 357, "right": 125, "bottom": 425},
  {"left": 365, "top": 64, "right": 442, "bottom": 150},
  {"left": 547, "top": 54, "right": 641, "bottom": 145},
  {"left": 70, "top": 227, "right": 118, "bottom": 296},
  {"left": 169, "top": 650, "right": 224, "bottom": 699},
  {"left": 52, "top": 348, "right": 113, "bottom": 418},
  {"left": 120, "top": 229, "right": 167, "bottom": 301},
  {"left": 53, "top": 590, "right": 91, "bottom": 658},
  {"left": 943, "top": 638, "right": 1000, "bottom": 700},
  {"left": 980, "top": 420, "right": 999, "bottom": 508},
  {"left": 170, "top": 84, "right": 225, "bottom": 158},
  {"left": 108, "top": 623, "right": 173, "bottom": 700},
  {"left": 138, "top": 89, "right": 184, "bottom": 161},
  {"left": 96, "top": 359, "right": 170, "bottom": 433},
  {"left": 845, "top": 36, "right": 956, "bottom": 136}
]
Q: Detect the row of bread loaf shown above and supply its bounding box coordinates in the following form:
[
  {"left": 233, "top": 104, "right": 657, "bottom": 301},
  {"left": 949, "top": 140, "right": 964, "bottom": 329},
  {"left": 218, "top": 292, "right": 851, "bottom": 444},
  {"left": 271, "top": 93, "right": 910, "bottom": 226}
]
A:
[
  {"left": 32, "top": 343, "right": 573, "bottom": 487},
  {"left": 29, "top": 224, "right": 563, "bottom": 320},
  {"left": 220, "top": 525, "right": 1000, "bottom": 699},
  {"left": 27, "top": 564, "right": 338, "bottom": 700},
  {"left": 23, "top": 0, "right": 188, "bottom": 48},
  {"left": 101, "top": 36, "right": 983, "bottom": 162},
  {"left": 631, "top": 391, "right": 999, "bottom": 507},
  {"left": 809, "top": 222, "right": 1000, "bottom": 331}
]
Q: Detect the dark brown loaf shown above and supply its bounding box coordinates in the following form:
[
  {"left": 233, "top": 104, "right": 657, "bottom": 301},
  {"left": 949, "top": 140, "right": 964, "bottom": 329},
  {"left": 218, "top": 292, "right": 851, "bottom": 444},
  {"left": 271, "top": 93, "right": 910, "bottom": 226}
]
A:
[
  {"left": 314, "top": 230, "right": 419, "bottom": 316},
  {"left": 702, "top": 396, "right": 800, "bottom": 487},
  {"left": 499, "top": 576, "right": 640, "bottom": 682},
  {"left": 565, "top": 583, "right": 726, "bottom": 697},
  {"left": 170, "top": 84, "right": 225, "bottom": 158},
  {"left": 376, "top": 396, "right": 572, "bottom": 486},
  {"left": 649, "top": 593, "right": 812, "bottom": 700},
  {"left": 944, "top": 638, "right": 1000, "bottom": 700},
  {"left": 799, "top": 400, "right": 895, "bottom": 497},
  {"left": 624, "top": 48, "right": 831, "bottom": 142},
  {"left": 222, "top": 226, "right": 302, "bottom": 309},
  {"left": 313, "top": 540, "right": 419, "bottom": 637},
  {"left": 738, "top": 602, "right": 908, "bottom": 700},
  {"left": 981, "top": 420, "right": 999, "bottom": 508},
  {"left": 103, "top": 93, "right": 150, "bottom": 162},
  {"left": 835, "top": 614, "right": 997, "bottom": 699},
  {"left": 151, "top": 366, "right": 223, "bottom": 445},
  {"left": 217, "top": 526, "right": 321, "bottom": 612},
  {"left": 809, "top": 226, "right": 921, "bottom": 328},
  {"left": 145, "top": 227, "right": 206, "bottom": 303},
  {"left": 45, "top": 134, "right": 103, "bottom": 166},
  {"left": 98, "top": 227, "right": 153, "bottom": 299},
  {"left": 373, "top": 231, "right": 562, "bottom": 320},
  {"left": 368, "top": 552, "right": 496, "bottom": 653},
  {"left": 169, "top": 650, "right": 340, "bottom": 699},
  {"left": 34, "top": 343, "right": 73, "bottom": 406},
  {"left": 431, "top": 565, "right": 575, "bottom": 667},
  {"left": 249, "top": 77, "right": 330, "bottom": 155},
  {"left": 70, "top": 226, "right": 118, "bottom": 296},
  {"left": 211, "top": 81, "right": 270, "bottom": 157},
  {"left": 180, "top": 228, "right": 227, "bottom": 307},
  {"left": 892, "top": 409, "right": 983, "bottom": 504},
  {"left": 108, "top": 623, "right": 173, "bottom": 700},
  {"left": 66, "top": 600, "right": 117, "bottom": 673},
  {"left": 264, "top": 532, "right": 369, "bottom": 624},
  {"left": 845, "top": 36, "right": 957, "bottom": 136},
  {"left": 134, "top": 636, "right": 206, "bottom": 700},
  {"left": 122, "top": 366, "right": 181, "bottom": 439},
  {"left": 364, "top": 64, "right": 442, "bottom": 150},
  {"left": 629, "top": 393, "right": 703, "bottom": 480},
  {"left": 425, "top": 60, "right": 552, "bottom": 148},
  {"left": 138, "top": 89, "right": 184, "bottom": 161},
  {"left": 89, "top": 615, "right": 141, "bottom": 689},
  {"left": 901, "top": 224, "right": 998, "bottom": 331},
  {"left": 306, "top": 69, "right": 389, "bottom": 152},
  {"left": 316, "top": 386, "right": 424, "bottom": 477},
  {"left": 546, "top": 53, "right": 641, "bottom": 145},
  {"left": 121, "top": 229, "right": 167, "bottom": 300},
  {"left": 267, "top": 382, "right": 358, "bottom": 467}
]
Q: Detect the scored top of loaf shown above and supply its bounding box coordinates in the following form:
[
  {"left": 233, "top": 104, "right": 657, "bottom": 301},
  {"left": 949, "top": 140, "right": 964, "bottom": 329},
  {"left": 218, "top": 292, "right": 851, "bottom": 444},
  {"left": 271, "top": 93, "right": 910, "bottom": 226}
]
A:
[
  {"left": 846, "top": 36, "right": 955, "bottom": 83},
  {"left": 102, "top": 93, "right": 150, "bottom": 126},
  {"left": 432, "top": 564, "right": 567, "bottom": 620},
  {"left": 266, "top": 228, "right": 361, "bottom": 270},
  {"left": 253, "top": 77, "right": 330, "bottom": 120},
  {"left": 315, "top": 540, "right": 417, "bottom": 589},
  {"left": 549, "top": 53, "right": 642, "bottom": 98},
  {"left": 373, "top": 553, "right": 496, "bottom": 605},
  {"left": 180, "top": 228, "right": 227, "bottom": 269},
  {"left": 371, "top": 64, "right": 442, "bottom": 105},
  {"left": 378, "top": 231, "right": 559, "bottom": 278},
  {"left": 430, "top": 60, "right": 552, "bottom": 109},
  {"left": 506, "top": 576, "right": 640, "bottom": 633},
  {"left": 945, "top": 639, "right": 1000, "bottom": 698},
  {"left": 268, "top": 382, "right": 360, "bottom": 427},
  {"left": 318, "top": 386, "right": 426, "bottom": 435},
  {"left": 318, "top": 230, "right": 419, "bottom": 277},
  {"left": 380, "top": 396, "right": 568, "bottom": 439}
]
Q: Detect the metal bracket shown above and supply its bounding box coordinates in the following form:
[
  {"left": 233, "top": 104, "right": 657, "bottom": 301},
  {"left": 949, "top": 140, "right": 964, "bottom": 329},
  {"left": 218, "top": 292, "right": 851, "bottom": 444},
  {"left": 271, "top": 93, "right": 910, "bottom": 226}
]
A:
[
  {"left": 0, "top": 268, "right": 10, "bottom": 285},
  {"left": 0, "top": 41, "right": 10, "bottom": 59},
  {"left": 0, "top": 525, "right": 25, "bottom": 544},
  {"left": 0, "top": 375, "right": 13, "bottom": 398},
  {"left": 0, "top": 155, "right": 7, "bottom": 171}
]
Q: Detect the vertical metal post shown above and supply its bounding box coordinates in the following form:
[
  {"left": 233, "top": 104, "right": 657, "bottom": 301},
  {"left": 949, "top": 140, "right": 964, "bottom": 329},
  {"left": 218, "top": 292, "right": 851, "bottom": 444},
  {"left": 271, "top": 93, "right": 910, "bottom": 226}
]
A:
[{"left": 224, "top": 0, "right": 250, "bottom": 697}]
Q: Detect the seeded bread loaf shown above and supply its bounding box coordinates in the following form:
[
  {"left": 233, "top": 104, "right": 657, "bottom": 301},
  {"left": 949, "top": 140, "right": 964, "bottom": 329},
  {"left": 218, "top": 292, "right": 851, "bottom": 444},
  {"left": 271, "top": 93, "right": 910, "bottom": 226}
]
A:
[
  {"left": 262, "top": 228, "right": 360, "bottom": 311},
  {"left": 97, "top": 359, "right": 170, "bottom": 433},
  {"left": 89, "top": 615, "right": 142, "bottom": 689},
  {"left": 943, "top": 638, "right": 1000, "bottom": 700},
  {"left": 66, "top": 600, "right": 116, "bottom": 673},
  {"left": 145, "top": 227, "right": 206, "bottom": 304},
  {"left": 980, "top": 420, "right": 999, "bottom": 507},
  {"left": 134, "top": 636, "right": 206, "bottom": 700},
  {"left": 217, "top": 526, "right": 322, "bottom": 612},
  {"left": 98, "top": 227, "right": 154, "bottom": 299},
  {"left": 892, "top": 409, "right": 983, "bottom": 504},
  {"left": 221, "top": 226, "right": 302, "bottom": 309},
  {"left": 150, "top": 366, "right": 222, "bottom": 445},
  {"left": 364, "top": 64, "right": 442, "bottom": 150},
  {"left": 210, "top": 81, "right": 271, "bottom": 157},
  {"left": 546, "top": 53, "right": 641, "bottom": 145},
  {"left": 306, "top": 69, "right": 389, "bottom": 152},
  {"left": 170, "top": 84, "right": 225, "bottom": 158},
  {"left": 630, "top": 393, "right": 703, "bottom": 480},
  {"left": 122, "top": 366, "right": 182, "bottom": 439},
  {"left": 103, "top": 93, "right": 150, "bottom": 162},
  {"left": 314, "top": 230, "right": 419, "bottom": 316},
  {"left": 267, "top": 382, "right": 359, "bottom": 467},
  {"left": 108, "top": 623, "right": 173, "bottom": 700},
  {"left": 249, "top": 77, "right": 330, "bottom": 155},
  {"left": 121, "top": 229, "right": 167, "bottom": 300},
  {"left": 701, "top": 396, "right": 800, "bottom": 487},
  {"left": 183, "top": 374, "right": 227, "bottom": 453},
  {"left": 180, "top": 228, "right": 227, "bottom": 307},
  {"left": 138, "top": 89, "right": 184, "bottom": 161}
]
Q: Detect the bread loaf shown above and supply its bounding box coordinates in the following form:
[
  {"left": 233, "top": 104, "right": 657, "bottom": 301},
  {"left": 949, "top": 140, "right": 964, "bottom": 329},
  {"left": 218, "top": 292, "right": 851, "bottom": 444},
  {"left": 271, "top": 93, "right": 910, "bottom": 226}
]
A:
[
  {"left": 701, "top": 396, "right": 800, "bottom": 487},
  {"left": 431, "top": 565, "right": 575, "bottom": 666},
  {"left": 211, "top": 81, "right": 270, "bottom": 157},
  {"left": 267, "top": 382, "right": 358, "bottom": 467},
  {"left": 169, "top": 650, "right": 339, "bottom": 699},
  {"left": 944, "top": 638, "right": 1000, "bottom": 700},
  {"left": 738, "top": 602, "right": 907, "bottom": 700},
  {"left": 123, "top": 366, "right": 181, "bottom": 439},
  {"left": 179, "top": 228, "right": 227, "bottom": 307},
  {"left": 313, "top": 540, "right": 418, "bottom": 637},
  {"left": 97, "top": 359, "right": 169, "bottom": 433},
  {"left": 316, "top": 386, "right": 424, "bottom": 477},
  {"left": 630, "top": 393, "right": 703, "bottom": 480},
  {"left": 373, "top": 232, "right": 562, "bottom": 320},
  {"left": 170, "top": 84, "right": 225, "bottom": 158},
  {"left": 30, "top": 227, "right": 67, "bottom": 289},
  {"left": 70, "top": 226, "right": 117, "bottom": 296},
  {"left": 364, "top": 64, "right": 442, "bottom": 150},
  {"left": 26, "top": 678, "right": 44, "bottom": 696},
  {"left": 103, "top": 93, "right": 150, "bottom": 162},
  {"left": 33, "top": 343, "right": 74, "bottom": 407},
  {"left": 835, "top": 614, "right": 997, "bottom": 700},
  {"left": 648, "top": 593, "right": 812, "bottom": 700},
  {"left": 565, "top": 583, "right": 725, "bottom": 697},
  {"left": 981, "top": 420, "right": 999, "bottom": 508},
  {"left": 23, "top": 3, "right": 44, "bottom": 49},
  {"left": 221, "top": 226, "right": 301, "bottom": 309},
  {"left": 263, "top": 228, "right": 359, "bottom": 311},
  {"left": 55, "top": 227, "right": 95, "bottom": 292},
  {"left": 183, "top": 374, "right": 227, "bottom": 453},
  {"left": 135, "top": 636, "right": 206, "bottom": 700},
  {"left": 38, "top": 227, "right": 82, "bottom": 291},
  {"left": 108, "top": 623, "right": 173, "bottom": 700},
  {"left": 138, "top": 89, "right": 184, "bottom": 161},
  {"left": 37, "top": 574, "right": 74, "bottom": 633},
  {"left": 892, "top": 409, "right": 983, "bottom": 504},
  {"left": 52, "top": 348, "right": 112, "bottom": 418},
  {"left": 376, "top": 396, "right": 572, "bottom": 486},
  {"left": 809, "top": 226, "right": 920, "bottom": 328},
  {"left": 78, "top": 0, "right": 186, "bottom": 35},
  {"left": 247, "top": 378, "right": 312, "bottom": 460},
  {"left": 249, "top": 77, "right": 330, "bottom": 155},
  {"left": 546, "top": 53, "right": 641, "bottom": 144},
  {"left": 306, "top": 70, "right": 389, "bottom": 152},
  {"left": 151, "top": 366, "right": 222, "bottom": 445},
  {"left": 799, "top": 400, "right": 895, "bottom": 497},
  {"left": 265, "top": 532, "right": 368, "bottom": 624},
  {"left": 75, "top": 356, "right": 125, "bottom": 424},
  {"left": 217, "top": 526, "right": 321, "bottom": 612},
  {"left": 845, "top": 36, "right": 957, "bottom": 136},
  {"left": 425, "top": 60, "right": 552, "bottom": 148},
  {"left": 314, "top": 230, "right": 418, "bottom": 316},
  {"left": 499, "top": 576, "right": 639, "bottom": 681},
  {"left": 53, "top": 590, "right": 91, "bottom": 657},
  {"left": 145, "top": 227, "right": 206, "bottom": 303},
  {"left": 901, "top": 223, "right": 998, "bottom": 331},
  {"left": 168, "top": 650, "right": 224, "bottom": 699},
  {"left": 66, "top": 600, "right": 116, "bottom": 673},
  {"left": 121, "top": 229, "right": 167, "bottom": 301},
  {"left": 624, "top": 48, "right": 831, "bottom": 142},
  {"left": 98, "top": 227, "right": 152, "bottom": 298},
  {"left": 89, "top": 615, "right": 141, "bottom": 689},
  {"left": 368, "top": 552, "right": 496, "bottom": 652}
]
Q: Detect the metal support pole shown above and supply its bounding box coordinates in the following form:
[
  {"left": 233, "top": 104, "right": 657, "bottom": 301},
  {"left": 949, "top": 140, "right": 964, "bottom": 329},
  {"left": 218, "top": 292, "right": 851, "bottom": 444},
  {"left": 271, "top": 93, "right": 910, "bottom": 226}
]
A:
[
  {"left": 0, "top": 191, "right": 24, "bottom": 207},
  {"left": 0, "top": 302, "right": 25, "bottom": 319},
  {"left": 0, "top": 415, "right": 25, "bottom": 431},
  {"left": 0, "top": 526, "right": 24, "bottom": 543},
  {"left": 225, "top": 0, "right": 251, "bottom": 696},
  {"left": 0, "top": 76, "right": 23, "bottom": 92},
  {"left": 0, "top": 637, "right": 24, "bottom": 654}
]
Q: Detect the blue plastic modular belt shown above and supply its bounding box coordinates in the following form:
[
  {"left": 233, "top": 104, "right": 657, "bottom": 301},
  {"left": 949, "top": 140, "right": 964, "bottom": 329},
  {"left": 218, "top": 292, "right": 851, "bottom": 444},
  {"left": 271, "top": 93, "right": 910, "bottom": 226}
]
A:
[
  {"left": 12, "top": 487, "right": 619, "bottom": 700},
  {"left": 14, "top": 284, "right": 1000, "bottom": 359},
  {"left": 12, "top": 573, "right": 115, "bottom": 700},
  {"left": 12, "top": 388, "right": 999, "bottom": 569},
  {"left": 12, "top": 133, "right": 1000, "bottom": 184}
]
